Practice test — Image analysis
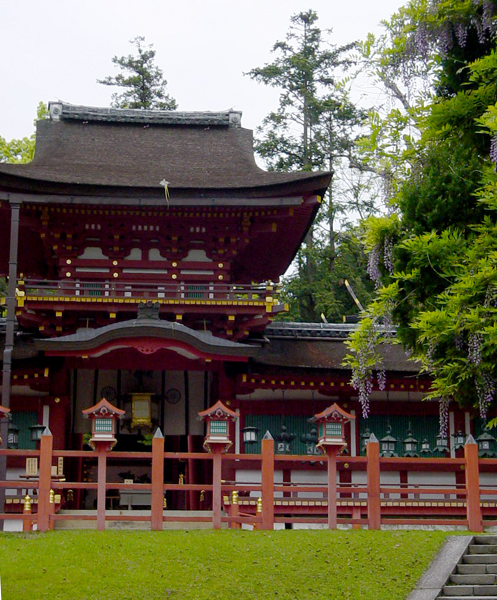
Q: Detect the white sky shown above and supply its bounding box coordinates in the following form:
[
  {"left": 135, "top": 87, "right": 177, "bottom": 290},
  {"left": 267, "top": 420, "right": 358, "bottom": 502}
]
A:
[{"left": 0, "top": 0, "right": 405, "bottom": 141}]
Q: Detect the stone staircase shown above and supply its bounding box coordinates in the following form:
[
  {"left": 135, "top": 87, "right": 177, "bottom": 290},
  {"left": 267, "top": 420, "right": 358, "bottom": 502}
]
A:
[{"left": 438, "top": 536, "right": 497, "bottom": 598}]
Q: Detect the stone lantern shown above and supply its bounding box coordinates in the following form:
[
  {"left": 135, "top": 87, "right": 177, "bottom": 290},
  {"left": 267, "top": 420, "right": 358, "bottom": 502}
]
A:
[
  {"left": 82, "top": 397, "right": 125, "bottom": 451},
  {"left": 198, "top": 400, "right": 239, "bottom": 453}
]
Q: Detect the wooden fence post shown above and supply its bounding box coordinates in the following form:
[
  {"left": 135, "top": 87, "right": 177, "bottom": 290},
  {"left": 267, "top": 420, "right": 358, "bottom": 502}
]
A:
[
  {"left": 96, "top": 445, "right": 107, "bottom": 532},
  {"left": 465, "top": 435, "right": 483, "bottom": 533},
  {"left": 367, "top": 433, "right": 381, "bottom": 530},
  {"left": 37, "top": 428, "right": 53, "bottom": 533},
  {"left": 151, "top": 428, "right": 165, "bottom": 531},
  {"left": 211, "top": 445, "right": 223, "bottom": 530},
  {"left": 261, "top": 432, "right": 274, "bottom": 530},
  {"left": 325, "top": 446, "right": 339, "bottom": 529}
]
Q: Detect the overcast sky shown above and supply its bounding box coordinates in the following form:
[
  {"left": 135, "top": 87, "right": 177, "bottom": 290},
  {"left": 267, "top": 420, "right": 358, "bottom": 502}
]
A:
[{"left": 0, "top": 0, "right": 406, "bottom": 141}]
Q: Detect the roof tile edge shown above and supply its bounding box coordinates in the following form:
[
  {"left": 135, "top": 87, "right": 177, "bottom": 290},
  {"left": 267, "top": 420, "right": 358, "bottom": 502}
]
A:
[{"left": 48, "top": 101, "right": 242, "bottom": 127}]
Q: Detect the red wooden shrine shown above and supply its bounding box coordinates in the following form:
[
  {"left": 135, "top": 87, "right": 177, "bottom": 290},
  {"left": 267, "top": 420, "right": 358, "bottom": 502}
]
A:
[{"left": 0, "top": 103, "right": 493, "bottom": 520}]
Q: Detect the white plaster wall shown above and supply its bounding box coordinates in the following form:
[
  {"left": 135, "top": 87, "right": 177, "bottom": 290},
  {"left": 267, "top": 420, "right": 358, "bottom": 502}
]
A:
[
  {"left": 188, "top": 372, "right": 205, "bottom": 436},
  {"left": 408, "top": 470, "right": 456, "bottom": 500},
  {"left": 480, "top": 472, "right": 496, "bottom": 501},
  {"left": 291, "top": 469, "right": 328, "bottom": 499},
  {"left": 163, "top": 372, "right": 186, "bottom": 436}
]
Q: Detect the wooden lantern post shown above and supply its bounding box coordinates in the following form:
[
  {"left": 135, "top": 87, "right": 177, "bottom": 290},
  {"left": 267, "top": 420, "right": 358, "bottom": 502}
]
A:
[
  {"left": 198, "top": 400, "right": 239, "bottom": 530},
  {"left": 82, "top": 398, "right": 125, "bottom": 531},
  {"left": 311, "top": 403, "right": 355, "bottom": 529}
]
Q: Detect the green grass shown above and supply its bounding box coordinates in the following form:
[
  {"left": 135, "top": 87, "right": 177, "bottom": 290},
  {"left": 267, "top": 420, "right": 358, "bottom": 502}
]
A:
[{"left": 0, "top": 530, "right": 454, "bottom": 600}]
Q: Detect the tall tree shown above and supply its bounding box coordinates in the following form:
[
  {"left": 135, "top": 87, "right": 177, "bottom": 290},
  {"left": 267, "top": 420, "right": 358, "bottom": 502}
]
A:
[
  {"left": 247, "top": 10, "right": 375, "bottom": 322},
  {"left": 98, "top": 36, "right": 177, "bottom": 110},
  {"left": 345, "top": 0, "right": 497, "bottom": 426}
]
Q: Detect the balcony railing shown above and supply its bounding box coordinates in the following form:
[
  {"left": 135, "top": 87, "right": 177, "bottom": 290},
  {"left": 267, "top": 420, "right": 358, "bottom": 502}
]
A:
[{"left": 17, "top": 279, "right": 281, "bottom": 304}]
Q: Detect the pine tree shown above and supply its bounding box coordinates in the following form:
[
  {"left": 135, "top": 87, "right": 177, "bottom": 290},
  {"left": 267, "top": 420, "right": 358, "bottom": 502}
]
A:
[
  {"left": 98, "top": 36, "right": 177, "bottom": 110},
  {"left": 247, "top": 10, "right": 374, "bottom": 322}
]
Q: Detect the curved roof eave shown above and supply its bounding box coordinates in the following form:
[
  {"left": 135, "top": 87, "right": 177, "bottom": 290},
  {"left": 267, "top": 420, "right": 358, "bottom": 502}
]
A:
[{"left": 34, "top": 319, "right": 260, "bottom": 359}]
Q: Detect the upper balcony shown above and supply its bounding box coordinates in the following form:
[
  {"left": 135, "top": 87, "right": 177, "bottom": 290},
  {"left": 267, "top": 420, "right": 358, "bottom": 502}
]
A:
[{"left": 5, "top": 278, "right": 286, "bottom": 340}]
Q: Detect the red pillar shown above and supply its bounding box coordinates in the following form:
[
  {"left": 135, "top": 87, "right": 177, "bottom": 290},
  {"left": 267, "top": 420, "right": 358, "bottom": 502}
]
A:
[
  {"left": 151, "top": 429, "right": 165, "bottom": 531},
  {"left": 37, "top": 429, "right": 53, "bottom": 533},
  {"left": 325, "top": 446, "right": 339, "bottom": 529},
  {"left": 261, "top": 435, "right": 274, "bottom": 530},
  {"left": 367, "top": 434, "right": 381, "bottom": 530},
  {"left": 96, "top": 445, "right": 107, "bottom": 532},
  {"left": 212, "top": 446, "right": 223, "bottom": 530},
  {"left": 465, "top": 435, "right": 483, "bottom": 533}
]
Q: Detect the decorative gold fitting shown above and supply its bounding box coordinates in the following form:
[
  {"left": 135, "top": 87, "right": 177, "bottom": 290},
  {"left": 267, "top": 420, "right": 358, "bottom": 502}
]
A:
[
  {"left": 163, "top": 497, "right": 167, "bottom": 508},
  {"left": 178, "top": 473, "right": 184, "bottom": 485},
  {"left": 23, "top": 495, "right": 32, "bottom": 512},
  {"left": 256, "top": 497, "right": 263, "bottom": 513},
  {"left": 200, "top": 490, "right": 205, "bottom": 502},
  {"left": 49, "top": 489, "right": 55, "bottom": 504},
  {"left": 231, "top": 490, "right": 239, "bottom": 505}
]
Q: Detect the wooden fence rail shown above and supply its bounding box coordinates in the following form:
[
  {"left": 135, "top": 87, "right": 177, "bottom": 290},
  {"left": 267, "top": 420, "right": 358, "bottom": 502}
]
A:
[{"left": 0, "top": 433, "right": 495, "bottom": 532}]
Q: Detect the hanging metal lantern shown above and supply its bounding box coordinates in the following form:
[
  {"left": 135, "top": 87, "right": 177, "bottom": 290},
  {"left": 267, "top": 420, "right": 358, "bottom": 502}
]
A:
[
  {"left": 419, "top": 437, "right": 431, "bottom": 456},
  {"left": 8, "top": 422, "right": 19, "bottom": 449},
  {"left": 477, "top": 430, "right": 497, "bottom": 458},
  {"left": 452, "top": 429, "right": 466, "bottom": 451},
  {"left": 29, "top": 423, "right": 46, "bottom": 443},
  {"left": 360, "top": 427, "right": 372, "bottom": 455},
  {"left": 274, "top": 424, "right": 295, "bottom": 454},
  {"left": 380, "top": 426, "right": 398, "bottom": 457},
  {"left": 242, "top": 426, "right": 259, "bottom": 446},
  {"left": 402, "top": 429, "right": 418, "bottom": 457},
  {"left": 434, "top": 433, "right": 450, "bottom": 455},
  {"left": 300, "top": 427, "right": 320, "bottom": 455}
]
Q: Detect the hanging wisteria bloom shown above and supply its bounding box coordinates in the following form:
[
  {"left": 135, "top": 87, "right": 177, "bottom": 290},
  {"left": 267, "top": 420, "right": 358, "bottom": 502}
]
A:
[
  {"left": 490, "top": 134, "right": 497, "bottom": 170},
  {"left": 468, "top": 332, "right": 483, "bottom": 366},
  {"left": 377, "top": 368, "right": 387, "bottom": 391},
  {"left": 383, "top": 237, "right": 394, "bottom": 275},
  {"left": 367, "top": 244, "right": 382, "bottom": 289},
  {"left": 476, "top": 371, "right": 496, "bottom": 421},
  {"left": 439, "top": 397, "right": 450, "bottom": 439}
]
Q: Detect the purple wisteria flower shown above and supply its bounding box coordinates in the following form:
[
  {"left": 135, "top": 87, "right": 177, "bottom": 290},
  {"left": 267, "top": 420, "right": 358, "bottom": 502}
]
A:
[{"left": 439, "top": 398, "right": 450, "bottom": 439}]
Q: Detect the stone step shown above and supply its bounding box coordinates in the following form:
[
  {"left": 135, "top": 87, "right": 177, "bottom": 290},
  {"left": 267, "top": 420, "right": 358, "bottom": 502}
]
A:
[
  {"left": 437, "top": 597, "right": 497, "bottom": 600},
  {"left": 450, "top": 575, "right": 497, "bottom": 585},
  {"left": 464, "top": 555, "right": 497, "bottom": 564},
  {"left": 474, "top": 537, "right": 497, "bottom": 546},
  {"left": 457, "top": 565, "right": 488, "bottom": 575},
  {"left": 469, "top": 545, "right": 497, "bottom": 555},
  {"left": 442, "top": 585, "right": 497, "bottom": 596}
]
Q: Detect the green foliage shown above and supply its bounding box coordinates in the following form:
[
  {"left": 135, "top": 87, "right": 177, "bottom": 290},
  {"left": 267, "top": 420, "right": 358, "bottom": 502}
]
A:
[
  {"left": 0, "top": 102, "right": 48, "bottom": 164},
  {"left": 248, "top": 11, "right": 377, "bottom": 322},
  {"left": 0, "top": 530, "right": 449, "bottom": 600},
  {"left": 346, "top": 0, "right": 497, "bottom": 422},
  {"left": 279, "top": 229, "right": 376, "bottom": 322},
  {"left": 98, "top": 36, "right": 177, "bottom": 110}
]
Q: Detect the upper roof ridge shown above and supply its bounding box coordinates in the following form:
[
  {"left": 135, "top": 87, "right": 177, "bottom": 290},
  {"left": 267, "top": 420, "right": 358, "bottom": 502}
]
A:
[{"left": 48, "top": 101, "right": 242, "bottom": 127}]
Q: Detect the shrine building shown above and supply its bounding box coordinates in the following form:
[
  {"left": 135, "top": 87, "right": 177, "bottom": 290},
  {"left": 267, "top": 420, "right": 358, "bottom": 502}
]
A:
[{"left": 0, "top": 103, "right": 482, "bottom": 507}]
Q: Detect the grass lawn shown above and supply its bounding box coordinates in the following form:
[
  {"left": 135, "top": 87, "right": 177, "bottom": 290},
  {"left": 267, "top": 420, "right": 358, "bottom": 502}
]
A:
[{"left": 0, "top": 529, "right": 455, "bottom": 600}]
